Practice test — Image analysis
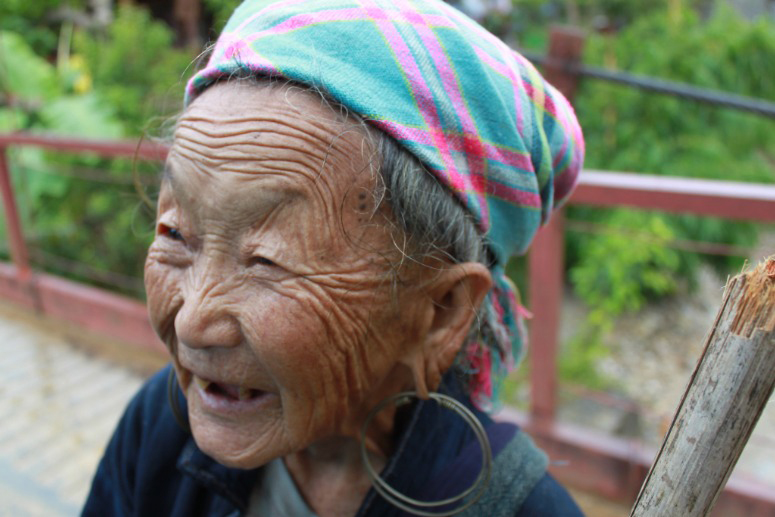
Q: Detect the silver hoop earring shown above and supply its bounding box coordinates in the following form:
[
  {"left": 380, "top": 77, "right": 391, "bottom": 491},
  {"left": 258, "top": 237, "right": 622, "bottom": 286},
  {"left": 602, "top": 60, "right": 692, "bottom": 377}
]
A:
[{"left": 359, "top": 392, "right": 492, "bottom": 516}]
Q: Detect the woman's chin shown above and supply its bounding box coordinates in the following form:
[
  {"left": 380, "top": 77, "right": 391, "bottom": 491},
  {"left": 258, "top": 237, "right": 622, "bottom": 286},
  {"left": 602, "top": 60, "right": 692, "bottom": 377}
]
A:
[
  {"left": 187, "top": 397, "right": 289, "bottom": 469},
  {"left": 190, "top": 418, "right": 285, "bottom": 469}
]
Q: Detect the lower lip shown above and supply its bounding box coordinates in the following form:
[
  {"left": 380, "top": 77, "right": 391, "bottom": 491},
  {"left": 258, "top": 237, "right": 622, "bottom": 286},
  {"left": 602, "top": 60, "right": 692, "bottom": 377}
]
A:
[{"left": 192, "top": 379, "right": 276, "bottom": 416}]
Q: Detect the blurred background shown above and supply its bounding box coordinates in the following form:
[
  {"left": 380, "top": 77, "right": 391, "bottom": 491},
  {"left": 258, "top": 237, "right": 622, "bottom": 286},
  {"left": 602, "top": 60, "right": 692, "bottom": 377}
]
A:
[{"left": 0, "top": 0, "right": 773, "bottom": 515}]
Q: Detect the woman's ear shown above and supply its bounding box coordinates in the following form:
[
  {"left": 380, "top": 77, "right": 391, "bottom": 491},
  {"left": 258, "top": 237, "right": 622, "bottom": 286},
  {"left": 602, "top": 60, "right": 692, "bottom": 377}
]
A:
[{"left": 402, "top": 262, "right": 492, "bottom": 397}]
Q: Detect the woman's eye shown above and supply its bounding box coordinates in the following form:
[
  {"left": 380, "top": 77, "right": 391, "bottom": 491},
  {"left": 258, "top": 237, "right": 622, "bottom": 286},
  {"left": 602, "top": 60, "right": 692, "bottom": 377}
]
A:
[
  {"left": 159, "top": 224, "right": 184, "bottom": 242},
  {"left": 249, "top": 256, "right": 276, "bottom": 267}
]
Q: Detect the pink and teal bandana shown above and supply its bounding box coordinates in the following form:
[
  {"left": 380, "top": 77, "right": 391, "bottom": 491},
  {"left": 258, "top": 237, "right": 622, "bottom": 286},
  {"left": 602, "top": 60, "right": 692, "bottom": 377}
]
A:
[{"left": 185, "top": 0, "right": 584, "bottom": 406}]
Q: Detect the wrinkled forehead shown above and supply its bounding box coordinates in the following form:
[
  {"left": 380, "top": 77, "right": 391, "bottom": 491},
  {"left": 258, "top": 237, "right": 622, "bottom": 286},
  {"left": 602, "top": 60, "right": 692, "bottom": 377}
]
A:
[
  {"left": 161, "top": 161, "right": 302, "bottom": 224},
  {"left": 162, "top": 81, "right": 379, "bottom": 224}
]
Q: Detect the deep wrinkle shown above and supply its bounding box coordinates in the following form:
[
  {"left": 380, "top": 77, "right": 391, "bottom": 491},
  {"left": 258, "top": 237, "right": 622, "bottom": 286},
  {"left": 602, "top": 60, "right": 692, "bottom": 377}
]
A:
[
  {"left": 168, "top": 114, "right": 367, "bottom": 248},
  {"left": 146, "top": 82, "right": 429, "bottom": 473}
]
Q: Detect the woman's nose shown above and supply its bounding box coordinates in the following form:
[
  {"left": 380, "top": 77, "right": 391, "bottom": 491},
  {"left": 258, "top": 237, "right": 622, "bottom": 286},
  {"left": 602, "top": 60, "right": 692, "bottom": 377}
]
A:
[{"left": 174, "top": 280, "right": 242, "bottom": 349}]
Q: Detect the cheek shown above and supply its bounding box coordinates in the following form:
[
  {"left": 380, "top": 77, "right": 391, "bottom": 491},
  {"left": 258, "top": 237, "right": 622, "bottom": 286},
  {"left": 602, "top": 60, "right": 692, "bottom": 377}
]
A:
[
  {"left": 144, "top": 256, "right": 184, "bottom": 344},
  {"left": 254, "top": 283, "right": 405, "bottom": 424},
  {"left": 249, "top": 286, "right": 372, "bottom": 388},
  {"left": 245, "top": 285, "right": 359, "bottom": 379}
]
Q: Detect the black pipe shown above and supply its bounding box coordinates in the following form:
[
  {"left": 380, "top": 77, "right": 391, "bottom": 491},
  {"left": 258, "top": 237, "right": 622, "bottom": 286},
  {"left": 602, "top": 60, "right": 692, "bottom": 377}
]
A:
[{"left": 521, "top": 50, "right": 775, "bottom": 119}]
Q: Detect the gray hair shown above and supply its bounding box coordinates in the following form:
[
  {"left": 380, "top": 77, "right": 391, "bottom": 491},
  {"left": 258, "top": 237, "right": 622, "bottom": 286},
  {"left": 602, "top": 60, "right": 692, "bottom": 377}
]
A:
[{"left": 373, "top": 130, "right": 505, "bottom": 389}]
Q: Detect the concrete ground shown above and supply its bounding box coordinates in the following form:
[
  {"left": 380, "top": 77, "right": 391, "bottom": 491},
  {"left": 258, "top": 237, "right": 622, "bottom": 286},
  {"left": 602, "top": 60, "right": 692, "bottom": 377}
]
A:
[
  {"left": 0, "top": 301, "right": 629, "bottom": 517},
  {"left": 0, "top": 302, "right": 156, "bottom": 517}
]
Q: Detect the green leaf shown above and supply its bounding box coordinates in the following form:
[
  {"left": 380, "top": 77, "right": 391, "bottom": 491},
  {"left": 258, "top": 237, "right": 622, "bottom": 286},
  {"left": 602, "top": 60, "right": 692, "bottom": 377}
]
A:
[
  {"left": 38, "top": 93, "right": 123, "bottom": 139},
  {"left": 0, "top": 31, "right": 59, "bottom": 101}
]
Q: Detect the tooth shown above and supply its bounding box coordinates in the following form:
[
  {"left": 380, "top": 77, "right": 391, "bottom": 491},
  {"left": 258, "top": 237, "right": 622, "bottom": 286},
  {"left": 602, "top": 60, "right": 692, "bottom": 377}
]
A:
[
  {"left": 195, "top": 376, "right": 211, "bottom": 390},
  {"left": 238, "top": 387, "right": 252, "bottom": 401}
]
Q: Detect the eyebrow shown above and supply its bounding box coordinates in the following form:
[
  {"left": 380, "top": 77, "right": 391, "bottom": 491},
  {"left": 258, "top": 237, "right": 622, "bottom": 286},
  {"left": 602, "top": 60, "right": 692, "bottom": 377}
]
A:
[{"left": 163, "top": 161, "right": 306, "bottom": 217}]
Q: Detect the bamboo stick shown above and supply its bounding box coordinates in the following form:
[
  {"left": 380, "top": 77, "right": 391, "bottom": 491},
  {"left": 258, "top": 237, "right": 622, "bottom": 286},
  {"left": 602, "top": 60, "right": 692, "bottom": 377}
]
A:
[{"left": 630, "top": 257, "right": 775, "bottom": 517}]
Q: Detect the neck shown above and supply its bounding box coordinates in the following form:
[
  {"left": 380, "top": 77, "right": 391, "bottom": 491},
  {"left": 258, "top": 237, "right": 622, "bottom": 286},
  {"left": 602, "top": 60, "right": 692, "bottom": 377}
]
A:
[
  {"left": 284, "top": 367, "right": 414, "bottom": 516},
  {"left": 284, "top": 436, "right": 388, "bottom": 517}
]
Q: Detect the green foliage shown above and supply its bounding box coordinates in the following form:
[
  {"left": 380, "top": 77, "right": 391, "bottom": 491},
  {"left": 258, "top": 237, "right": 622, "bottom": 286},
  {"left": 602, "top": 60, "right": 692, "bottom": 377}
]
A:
[
  {"left": 558, "top": 210, "right": 683, "bottom": 390},
  {"left": 570, "top": 5, "right": 774, "bottom": 291},
  {"left": 0, "top": 30, "right": 123, "bottom": 135},
  {"left": 0, "top": 9, "right": 175, "bottom": 296},
  {"left": 500, "top": 363, "right": 530, "bottom": 410},
  {"left": 571, "top": 211, "right": 681, "bottom": 316},
  {"left": 555, "top": 3, "right": 775, "bottom": 387},
  {"left": 14, "top": 157, "right": 155, "bottom": 291},
  {"left": 558, "top": 330, "right": 618, "bottom": 391},
  {"left": 577, "top": 6, "right": 775, "bottom": 179},
  {"left": 0, "top": 0, "right": 84, "bottom": 56},
  {"left": 203, "top": 0, "right": 243, "bottom": 33},
  {"left": 73, "top": 4, "right": 194, "bottom": 134},
  {"left": 494, "top": 0, "right": 671, "bottom": 50},
  {"left": 0, "top": 31, "right": 60, "bottom": 103},
  {"left": 40, "top": 94, "right": 123, "bottom": 138}
]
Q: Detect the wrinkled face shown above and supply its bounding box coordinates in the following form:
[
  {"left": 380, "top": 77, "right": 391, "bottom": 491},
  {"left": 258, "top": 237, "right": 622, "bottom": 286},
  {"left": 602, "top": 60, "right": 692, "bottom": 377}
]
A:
[{"left": 145, "top": 82, "right": 428, "bottom": 468}]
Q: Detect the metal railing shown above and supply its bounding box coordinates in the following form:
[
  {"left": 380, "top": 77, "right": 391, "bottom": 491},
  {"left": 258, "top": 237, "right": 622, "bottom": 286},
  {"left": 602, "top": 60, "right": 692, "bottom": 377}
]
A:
[
  {"left": 1, "top": 131, "right": 773, "bottom": 511},
  {"left": 526, "top": 26, "right": 775, "bottom": 431},
  {"left": 522, "top": 50, "right": 775, "bottom": 118},
  {"left": 0, "top": 134, "right": 167, "bottom": 350},
  {"left": 1, "top": 27, "right": 774, "bottom": 514},
  {"left": 519, "top": 27, "right": 775, "bottom": 513}
]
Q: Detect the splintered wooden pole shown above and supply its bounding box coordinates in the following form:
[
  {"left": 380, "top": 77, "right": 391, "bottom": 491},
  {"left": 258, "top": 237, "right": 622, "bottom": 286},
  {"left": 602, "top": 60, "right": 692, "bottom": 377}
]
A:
[{"left": 630, "top": 257, "right": 775, "bottom": 517}]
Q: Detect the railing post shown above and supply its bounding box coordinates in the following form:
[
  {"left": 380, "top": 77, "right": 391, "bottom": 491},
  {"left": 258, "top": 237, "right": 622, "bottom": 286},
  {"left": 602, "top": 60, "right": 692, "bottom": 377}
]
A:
[
  {"left": 525, "top": 28, "right": 583, "bottom": 431},
  {"left": 0, "top": 146, "right": 33, "bottom": 283},
  {"left": 543, "top": 26, "right": 585, "bottom": 101},
  {"left": 528, "top": 209, "right": 566, "bottom": 429}
]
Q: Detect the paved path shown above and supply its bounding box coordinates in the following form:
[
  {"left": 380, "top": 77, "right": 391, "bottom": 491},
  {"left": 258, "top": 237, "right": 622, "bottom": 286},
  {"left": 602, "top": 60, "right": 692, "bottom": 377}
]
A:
[{"left": 0, "top": 309, "right": 144, "bottom": 517}]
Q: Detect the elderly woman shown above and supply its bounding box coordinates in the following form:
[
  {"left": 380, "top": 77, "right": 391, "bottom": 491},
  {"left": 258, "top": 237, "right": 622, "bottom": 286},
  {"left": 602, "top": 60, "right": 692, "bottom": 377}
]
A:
[{"left": 84, "top": 1, "right": 584, "bottom": 516}]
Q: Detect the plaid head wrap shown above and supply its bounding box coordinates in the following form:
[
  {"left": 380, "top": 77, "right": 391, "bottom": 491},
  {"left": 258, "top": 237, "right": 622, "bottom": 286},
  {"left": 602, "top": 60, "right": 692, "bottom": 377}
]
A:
[{"left": 185, "top": 0, "right": 584, "bottom": 408}]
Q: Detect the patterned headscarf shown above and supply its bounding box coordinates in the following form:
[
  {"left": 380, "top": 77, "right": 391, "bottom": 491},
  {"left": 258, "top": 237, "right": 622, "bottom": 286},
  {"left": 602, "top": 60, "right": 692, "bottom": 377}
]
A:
[{"left": 185, "top": 0, "right": 584, "bottom": 408}]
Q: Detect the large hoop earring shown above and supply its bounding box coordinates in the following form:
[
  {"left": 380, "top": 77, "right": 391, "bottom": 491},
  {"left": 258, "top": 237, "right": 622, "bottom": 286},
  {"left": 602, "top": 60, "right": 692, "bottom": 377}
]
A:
[{"left": 359, "top": 392, "right": 492, "bottom": 516}]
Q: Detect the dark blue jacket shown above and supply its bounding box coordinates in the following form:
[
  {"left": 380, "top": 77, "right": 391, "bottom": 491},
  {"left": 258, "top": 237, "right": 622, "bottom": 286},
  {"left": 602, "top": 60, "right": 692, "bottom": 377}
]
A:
[{"left": 83, "top": 366, "right": 583, "bottom": 516}]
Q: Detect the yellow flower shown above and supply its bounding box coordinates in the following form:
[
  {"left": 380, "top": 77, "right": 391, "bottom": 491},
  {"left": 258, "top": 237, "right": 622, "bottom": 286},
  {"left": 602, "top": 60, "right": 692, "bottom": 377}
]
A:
[
  {"left": 68, "top": 54, "right": 92, "bottom": 93},
  {"left": 74, "top": 74, "right": 92, "bottom": 94},
  {"left": 69, "top": 54, "right": 87, "bottom": 71}
]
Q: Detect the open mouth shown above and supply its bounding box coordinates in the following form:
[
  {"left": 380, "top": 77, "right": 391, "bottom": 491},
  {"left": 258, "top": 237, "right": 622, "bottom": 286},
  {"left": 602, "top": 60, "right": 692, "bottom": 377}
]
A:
[{"left": 195, "top": 375, "right": 264, "bottom": 402}]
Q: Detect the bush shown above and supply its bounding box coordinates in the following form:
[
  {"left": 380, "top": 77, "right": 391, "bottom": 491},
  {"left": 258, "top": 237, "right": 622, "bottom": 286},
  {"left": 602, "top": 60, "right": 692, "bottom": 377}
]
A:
[
  {"left": 544, "top": 4, "right": 775, "bottom": 387},
  {"left": 203, "top": 0, "right": 242, "bottom": 33},
  {"left": 0, "top": 3, "right": 195, "bottom": 296},
  {"left": 73, "top": 4, "right": 194, "bottom": 135},
  {"left": 0, "top": 0, "right": 82, "bottom": 56},
  {"left": 571, "top": 6, "right": 773, "bottom": 301}
]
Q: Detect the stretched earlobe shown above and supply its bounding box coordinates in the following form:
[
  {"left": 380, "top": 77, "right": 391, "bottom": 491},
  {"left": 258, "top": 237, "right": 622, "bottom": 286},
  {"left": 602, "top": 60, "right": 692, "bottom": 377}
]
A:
[{"left": 404, "top": 350, "right": 431, "bottom": 399}]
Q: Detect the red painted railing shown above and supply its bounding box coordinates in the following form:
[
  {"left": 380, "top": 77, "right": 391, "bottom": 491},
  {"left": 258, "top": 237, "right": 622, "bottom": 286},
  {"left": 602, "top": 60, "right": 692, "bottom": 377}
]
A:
[
  {"left": 0, "top": 133, "right": 167, "bottom": 352},
  {"left": 2, "top": 131, "right": 774, "bottom": 514},
  {"left": 525, "top": 29, "right": 775, "bottom": 514},
  {"left": 529, "top": 171, "right": 775, "bottom": 429},
  {"left": 526, "top": 172, "right": 775, "bottom": 516}
]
